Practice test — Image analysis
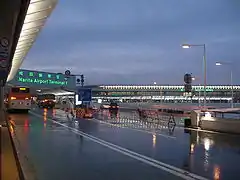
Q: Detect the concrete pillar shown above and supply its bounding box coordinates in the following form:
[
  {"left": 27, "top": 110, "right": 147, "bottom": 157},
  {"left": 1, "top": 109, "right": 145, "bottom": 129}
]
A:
[{"left": 0, "top": 86, "right": 5, "bottom": 124}]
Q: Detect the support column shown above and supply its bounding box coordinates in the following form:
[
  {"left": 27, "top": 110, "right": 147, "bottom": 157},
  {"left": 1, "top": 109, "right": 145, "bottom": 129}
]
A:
[
  {"left": 0, "top": 86, "right": 4, "bottom": 109},
  {"left": 0, "top": 86, "right": 5, "bottom": 124}
]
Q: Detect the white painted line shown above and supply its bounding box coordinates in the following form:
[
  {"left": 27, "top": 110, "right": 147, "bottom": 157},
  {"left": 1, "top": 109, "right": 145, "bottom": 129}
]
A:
[
  {"left": 92, "top": 118, "right": 176, "bottom": 139},
  {"left": 185, "top": 127, "right": 225, "bottom": 135},
  {"left": 30, "top": 111, "right": 209, "bottom": 180}
]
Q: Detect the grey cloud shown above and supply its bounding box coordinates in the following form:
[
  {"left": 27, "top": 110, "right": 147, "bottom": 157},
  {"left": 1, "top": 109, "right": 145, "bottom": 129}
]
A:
[{"left": 22, "top": 0, "right": 240, "bottom": 84}]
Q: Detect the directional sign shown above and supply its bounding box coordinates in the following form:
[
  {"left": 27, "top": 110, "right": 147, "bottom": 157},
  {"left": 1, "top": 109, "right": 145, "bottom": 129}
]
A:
[
  {"left": 65, "top": 70, "right": 71, "bottom": 76},
  {"left": 77, "top": 88, "right": 92, "bottom": 102}
]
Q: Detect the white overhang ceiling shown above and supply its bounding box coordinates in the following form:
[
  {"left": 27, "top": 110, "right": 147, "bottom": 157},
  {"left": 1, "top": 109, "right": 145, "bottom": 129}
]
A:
[{"left": 7, "top": 0, "right": 58, "bottom": 82}]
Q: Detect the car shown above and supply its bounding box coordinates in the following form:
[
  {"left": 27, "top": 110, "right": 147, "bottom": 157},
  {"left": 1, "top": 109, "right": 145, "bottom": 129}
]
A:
[
  {"left": 109, "top": 102, "right": 119, "bottom": 110},
  {"left": 38, "top": 99, "right": 55, "bottom": 108},
  {"left": 100, "top": 104, "right": 110, "bottom": 109}
]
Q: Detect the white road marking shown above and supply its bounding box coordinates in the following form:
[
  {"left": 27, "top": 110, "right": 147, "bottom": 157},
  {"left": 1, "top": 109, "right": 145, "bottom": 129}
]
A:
[
  {"left": 30, "top": 111, "right": 209, "bottom": 180},
  {"left": 185, "top": 127, "right": 225, "bottom": 135}
]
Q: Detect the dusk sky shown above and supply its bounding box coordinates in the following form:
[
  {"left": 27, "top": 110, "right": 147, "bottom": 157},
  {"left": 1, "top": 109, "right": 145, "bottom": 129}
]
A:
[{"left": 22, "top": 0, "right": 240, "bottom": 85}]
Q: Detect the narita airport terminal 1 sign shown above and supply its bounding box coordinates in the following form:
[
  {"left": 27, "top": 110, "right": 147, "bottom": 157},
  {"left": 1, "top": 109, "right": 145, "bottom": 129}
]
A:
[
  {"left": 18, "top": 76, "right": 67, "bottom": 86},
  {"left": 11, "top": 69, "right": 72, "bottom": 87}
]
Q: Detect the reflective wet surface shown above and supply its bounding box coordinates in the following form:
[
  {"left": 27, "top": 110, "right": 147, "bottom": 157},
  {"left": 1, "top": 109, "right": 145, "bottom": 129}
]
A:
[{"left": 7, "top": 108, "right": 240, "bottom": 180}]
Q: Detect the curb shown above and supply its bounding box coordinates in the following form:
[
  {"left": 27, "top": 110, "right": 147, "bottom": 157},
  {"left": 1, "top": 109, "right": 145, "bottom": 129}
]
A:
[{"left": 6, "top": 120, "right": 25, "bottom": 180}]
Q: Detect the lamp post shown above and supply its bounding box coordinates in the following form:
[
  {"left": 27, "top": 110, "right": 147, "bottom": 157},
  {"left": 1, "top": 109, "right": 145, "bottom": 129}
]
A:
[
  {"left": 191, "top": 76, "right": 201, "bottom": 107},
  {"left": 182, "top": 44, "right": 207, "bottom": 109},
  {"left": 216, "top": 61, "right": 234, "bottom": 108}
]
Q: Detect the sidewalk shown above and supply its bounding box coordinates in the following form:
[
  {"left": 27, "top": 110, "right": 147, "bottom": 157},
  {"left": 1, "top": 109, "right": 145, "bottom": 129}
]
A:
[{"left": 1, "top": 126, "right": 21, "bottom": 180}]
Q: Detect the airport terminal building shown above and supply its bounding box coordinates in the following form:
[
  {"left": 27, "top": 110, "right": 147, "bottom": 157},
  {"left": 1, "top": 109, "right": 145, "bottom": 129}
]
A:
[{"left": 87, "top": 85, "right": 240, "bottom": 103}]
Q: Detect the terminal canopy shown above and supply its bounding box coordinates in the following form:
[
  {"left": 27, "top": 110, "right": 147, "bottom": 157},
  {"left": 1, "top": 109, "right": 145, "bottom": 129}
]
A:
[{"left": 7, "top": 0, "right": 58, "bottom": 82}]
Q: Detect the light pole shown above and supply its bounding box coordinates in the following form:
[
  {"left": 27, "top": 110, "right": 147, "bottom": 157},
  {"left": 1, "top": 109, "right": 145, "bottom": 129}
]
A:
[
  {"left": 182, "top": 44, "right": 207, "bottom": 109},
  {"left": 192, "top": 76, "right": 201, "bottom": 107},
  {"left": 216, "top": 61, "right": 234, "bottom": 108}
]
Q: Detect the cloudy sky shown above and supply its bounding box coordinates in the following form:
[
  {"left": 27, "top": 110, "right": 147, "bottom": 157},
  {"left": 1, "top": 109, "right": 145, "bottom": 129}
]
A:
[{"left": 22, "top": 0, "right": 240, "bottom": 85}]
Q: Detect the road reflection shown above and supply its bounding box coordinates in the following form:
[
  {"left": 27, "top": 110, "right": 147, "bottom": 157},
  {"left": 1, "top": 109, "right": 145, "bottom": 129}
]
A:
[
  {"left": 27, "top": 108, "right": 240, "bottom": 179},
  {"left": 152, "top": 133, "right": 156, "bottom": 148},
  {"left": 213, "top": 165, "right": 220, "bottom": 180},
  {"left": 186, "top": 130, "right": 240, "bottom": 180}
]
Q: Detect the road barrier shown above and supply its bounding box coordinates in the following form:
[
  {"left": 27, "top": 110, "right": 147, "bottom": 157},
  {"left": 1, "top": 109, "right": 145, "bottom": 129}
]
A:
[{"left": 94, "top": 109, "right": 185, "bottom": 131}]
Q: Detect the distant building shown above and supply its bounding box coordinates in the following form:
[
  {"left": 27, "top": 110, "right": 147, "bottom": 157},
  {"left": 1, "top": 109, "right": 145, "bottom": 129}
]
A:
[{"left": 85, "top": 85, "right": 240, "bottom": 103}]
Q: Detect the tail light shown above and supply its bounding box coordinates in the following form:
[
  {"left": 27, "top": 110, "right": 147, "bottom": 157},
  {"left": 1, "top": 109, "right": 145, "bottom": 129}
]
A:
[
  {"left": 11, "top": 96, "right": 16, "bottom": 100},
  {"left": 25, "top": 97, "right": 29, "bottom": 100}
]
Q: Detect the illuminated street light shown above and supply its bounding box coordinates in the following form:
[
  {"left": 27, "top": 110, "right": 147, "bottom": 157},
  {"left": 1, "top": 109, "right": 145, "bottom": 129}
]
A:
[
  {"left": 182, "top": 43, "right": 207, "bottom": 109},
  {"left": 153, "top": 82, "right": 157, "bottom": 85},
  {"left": 215, "top": 62, "right": 222, "bottom": 66},
  {"left": 215, "top": 61, "right": 234, "bottom": 108},
  {"left": 182, "top": 44, "right": 191, "bottom": 49}
]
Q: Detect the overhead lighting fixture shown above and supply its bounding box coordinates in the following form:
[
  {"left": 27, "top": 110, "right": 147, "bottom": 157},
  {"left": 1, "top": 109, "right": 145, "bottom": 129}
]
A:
[{"left": 181, "top": 44, "right": 191, "bottom": 49}]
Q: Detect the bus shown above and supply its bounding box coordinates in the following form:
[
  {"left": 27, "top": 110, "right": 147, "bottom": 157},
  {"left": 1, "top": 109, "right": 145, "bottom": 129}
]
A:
[
  {"left": 37, "top": 94, "right": 56, "bottom": 108},
  {"left": 6, "top": 87, "right": 31, "bottom": 112}
]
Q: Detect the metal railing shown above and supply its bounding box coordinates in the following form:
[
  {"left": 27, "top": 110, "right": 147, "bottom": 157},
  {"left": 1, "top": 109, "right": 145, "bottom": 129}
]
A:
[{"left": 94, "top": 109, "right": 186, "bottom": 131}]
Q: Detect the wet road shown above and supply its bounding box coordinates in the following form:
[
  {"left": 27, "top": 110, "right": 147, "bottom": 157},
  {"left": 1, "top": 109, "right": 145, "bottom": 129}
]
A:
[{"left": 8, "top": 108, "right": 240, "bottom": 180}]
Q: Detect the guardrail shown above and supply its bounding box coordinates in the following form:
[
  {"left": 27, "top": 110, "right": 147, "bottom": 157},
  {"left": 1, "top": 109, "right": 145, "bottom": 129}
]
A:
[{"left": 95, "top": 109, "right": 186, "bottom": 128}]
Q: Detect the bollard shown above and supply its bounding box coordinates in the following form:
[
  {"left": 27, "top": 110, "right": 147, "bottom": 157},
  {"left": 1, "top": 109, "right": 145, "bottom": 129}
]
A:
[{"left": 184, "top": 118, "right": 191, "bottom": 127}]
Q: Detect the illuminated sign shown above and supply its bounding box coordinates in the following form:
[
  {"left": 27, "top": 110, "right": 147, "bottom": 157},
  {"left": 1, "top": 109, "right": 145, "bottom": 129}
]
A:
[
  {"left": 17, "top": 77, "right": 68, "bottom": 86},
  {"left": 13, "top": 70, "right": 69, "bottom": 86}
]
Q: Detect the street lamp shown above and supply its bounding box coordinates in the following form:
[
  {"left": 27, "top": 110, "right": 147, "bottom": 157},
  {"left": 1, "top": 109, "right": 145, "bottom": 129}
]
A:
[
  {"left": 191, "top": 76, "right": 201, "bottom": 107},
  {"left": 215, "top": 61, "right": 234, "bottom": 108},
  {"left": 181, "top": 43, "right": 207, "bottom": 109},
  {"left": 182, "top": 44, "right": 191, "bottom": 49}
]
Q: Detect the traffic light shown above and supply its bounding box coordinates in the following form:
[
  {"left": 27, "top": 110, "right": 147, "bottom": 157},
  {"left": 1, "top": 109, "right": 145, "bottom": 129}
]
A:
[
  {"left": 184, "top": 73, "right": 192, "bottom": 84},
  {"left": 184, "top": 73, "right": 192, "bottom": 93},
  {"left": 184, "top": 84, "right": 192, "bottom": 92},
  {"left": 80, "top": 74, "right": 84, "bottom": 86}
]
